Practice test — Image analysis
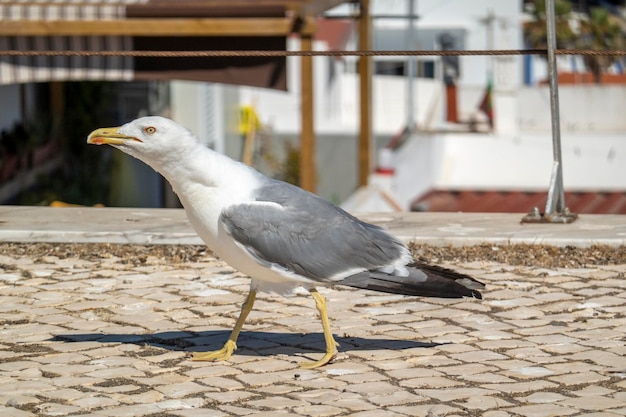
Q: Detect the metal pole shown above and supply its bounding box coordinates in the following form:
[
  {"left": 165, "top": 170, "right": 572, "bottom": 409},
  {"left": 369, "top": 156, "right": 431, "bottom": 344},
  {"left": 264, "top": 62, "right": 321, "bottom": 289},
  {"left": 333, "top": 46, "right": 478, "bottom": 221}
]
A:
[
  {"left": 522, "top": 0, "right": 577, "bottom": 223},
  {"left": 486, "top": 10, "right": 494, "bottom": 80},
  {"left": 406, "top": 0, "right": 416, "bottom": 132},
  {"left": 546, "top": 0, "right": 564, "bottom": 209}
]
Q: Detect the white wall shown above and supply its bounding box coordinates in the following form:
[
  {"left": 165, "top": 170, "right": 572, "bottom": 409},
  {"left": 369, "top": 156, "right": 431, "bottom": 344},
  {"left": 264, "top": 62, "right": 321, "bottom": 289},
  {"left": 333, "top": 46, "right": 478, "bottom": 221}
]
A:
[
  {"left": 390, "top": 131, "right": 626, "bottom": 210},
  {"left": 518, "top": 85, "right": 626, "bottom": 132},
  {"left": 239, "top": 70, "right": 445, "bottom": 136}
]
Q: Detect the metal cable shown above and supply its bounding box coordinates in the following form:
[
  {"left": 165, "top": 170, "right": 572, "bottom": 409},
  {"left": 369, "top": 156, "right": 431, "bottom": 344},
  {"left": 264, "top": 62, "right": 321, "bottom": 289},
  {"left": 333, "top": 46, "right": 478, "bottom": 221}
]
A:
[{"left": 0, "top": 48, "right": 625, "bottom": 57}]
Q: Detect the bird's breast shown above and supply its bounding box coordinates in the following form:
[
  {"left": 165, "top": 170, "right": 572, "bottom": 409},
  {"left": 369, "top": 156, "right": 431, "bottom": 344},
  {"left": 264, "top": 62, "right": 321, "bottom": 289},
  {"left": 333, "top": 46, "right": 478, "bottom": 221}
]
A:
[
  {"left": 174, "top": 181, "right": 310, "bottom": 290},
  {"left": 175, "top": 184, "right": 230, "bottom": 243}
]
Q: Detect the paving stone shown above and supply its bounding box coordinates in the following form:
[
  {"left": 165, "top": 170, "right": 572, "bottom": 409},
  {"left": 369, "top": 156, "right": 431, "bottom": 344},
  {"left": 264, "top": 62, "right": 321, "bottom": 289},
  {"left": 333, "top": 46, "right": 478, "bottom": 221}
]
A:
[
  {"left": 406, "top": 354, "right": 461, "bottom": 368},
  {"left": 483, "top": 411, "right": 512, "bottom": 417},
  {"left": 334, "top": 370, "right": 388, "bottom": 384},
  {"left": 2, "top": 380, "right": 57, "bottom": 397},
  {"left": 506, "top": 403, "right": 579, "bottom": 417},
  {"left": 481, "top": 380, "right": 559, "bottom": 394},
  {"left": 197, "top": 376, "right": 243, "bottom": 391},
  {"left": 246, "top": 396, "right": 306, "bottom": 410},
  {"left": 155, "top": 381, "right": 208, "bottom": 398},
  {"left": 428, "top": 332, "right": 475, "bottom": 344},
  {"left": 455, "top": 395, "right": 515, "bottom": 411},
  {"left": 36, "top": 402, "right": 83, "bottom": 416},
  {"left": 218, "top": 404, "right": 259, "bottom": 415},
  {"left": 344, "top": 380, "right": 399, "bottom": 395},
  {"left": 72, "top": 395, "right": 120, "bottom": 409},
  {"left": 463, "top": 372, "right": 517, "bottom": 384},
  {"left": 253, "top": 383, "right": 303, "bottom": 396},
  {"left": 0, "top": 405, "right": 36, "bottom": 417},
  {"left": 400, "top": 376, "right": 463, "bottom": 389},
  {"left": 132, "top": 372, "right": 190, "bottom": 386},
  {"left": 548, "top": 371, "right": 610, "bottom": 386},
  {"left": 559, "top": 395, "right": 626, "bottom": 411},
  {"left": 438, "top": 362, "right": 498, "bottom": 376},
  {"left": 415, "top": 387, "right": 496, "bottom": 402},
  {"left": 571, "top": 386, "right": 615, "bottom": 397},
  {"left": 86, "top": 403, "right": 162, "bottom": 417},
  {"left": 86, "top": 366, "right": 145, "bottom": 379},
  {"left": 204, "top": 390, "right": 257, "bottom": 404},
  {"left": 389, "top": 403, "right": 463, "bottom": 417},
  {"left": 236, "top": 358, "right": 297, "bottom": 373},
  {"left": 349, "top": 410, "right": 402, "bottom": 417},
  {"left": 449, "top": 349, "right": 509, "bottom": 362},
  {"left": 520, "top": 392, "right": 570, "bottom": 403},
  {"left": 1, "top": 323, "right": 68, "bottom": 342},
  {"left": 569, "top": 350, "right": 625, "bottom": 367},
  {"left": 526, "top": 334, "right": 582, "bottom": 349},
  {"left": 1, "top": 396, "right": 40, "bottom": 408},
  {"left": 184, "top": 364, "right": 243, "bottom": 378},
  {"left": 291, "top": 404, "right": 345, "bottom": 417},
  {"left": 38, "top": 388, "right": 86, "bottom": 402},
  {"left": 503, "top": 365, "right": 556, "bottom": 379},
  {"left": 330, "top": 396, "right": 378, "bottom": 412},
  {"left": 367, "top": 389, "right": 425, "bottom": 406},
  {"left": 384, "top": 366, "right": 442, "bottom": 380},
  {"left": 1, "top": 244, "right": 625, "bottom": 416},
  {"left": 91, "top": 384, "right": 143, "bottom": 394},
  {"left": 493, "top": 307, "right": 546, "bottom": 320},
  {"left": 171, "top": 409, "right": 228, "bottom": 417},
  {"left": 236, "top": 370, "right": 299, "bottom": 388}
]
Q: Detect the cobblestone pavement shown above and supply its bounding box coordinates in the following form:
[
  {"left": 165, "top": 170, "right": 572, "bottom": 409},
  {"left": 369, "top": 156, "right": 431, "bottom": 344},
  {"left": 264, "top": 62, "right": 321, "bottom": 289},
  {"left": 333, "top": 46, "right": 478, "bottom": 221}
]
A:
[{"left": 0, "top": 245, "right": 625, "bottom": 417}]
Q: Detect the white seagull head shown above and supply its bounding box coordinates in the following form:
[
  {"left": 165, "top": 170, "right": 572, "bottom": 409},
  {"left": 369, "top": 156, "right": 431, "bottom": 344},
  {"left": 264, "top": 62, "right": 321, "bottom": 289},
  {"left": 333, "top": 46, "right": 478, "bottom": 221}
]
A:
[{"left": 87, "top": 116, "right": 197, "bottom": 163}]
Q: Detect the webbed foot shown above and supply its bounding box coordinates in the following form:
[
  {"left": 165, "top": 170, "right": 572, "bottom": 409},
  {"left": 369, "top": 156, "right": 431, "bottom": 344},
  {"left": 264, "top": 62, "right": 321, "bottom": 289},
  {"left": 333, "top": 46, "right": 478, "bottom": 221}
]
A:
[{"left": 192, "top": 340, "right": 237, "bottom": 362}]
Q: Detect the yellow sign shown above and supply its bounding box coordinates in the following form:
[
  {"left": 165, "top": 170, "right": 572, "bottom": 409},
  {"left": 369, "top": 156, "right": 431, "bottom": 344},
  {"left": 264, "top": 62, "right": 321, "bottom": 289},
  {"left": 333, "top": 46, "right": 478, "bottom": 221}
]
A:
[{"left": 238, "top": 105, "right": 262, "bottom": 135}]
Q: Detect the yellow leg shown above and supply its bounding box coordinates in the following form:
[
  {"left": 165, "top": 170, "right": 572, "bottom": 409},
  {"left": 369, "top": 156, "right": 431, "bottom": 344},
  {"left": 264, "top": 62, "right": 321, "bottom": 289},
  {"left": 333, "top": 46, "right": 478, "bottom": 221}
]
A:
[
  {"left": 192, "top": 289, "right": 256, "bottom": 362},
  {"left": 300, "top": 288, "right": 339, "bottom": 369}
]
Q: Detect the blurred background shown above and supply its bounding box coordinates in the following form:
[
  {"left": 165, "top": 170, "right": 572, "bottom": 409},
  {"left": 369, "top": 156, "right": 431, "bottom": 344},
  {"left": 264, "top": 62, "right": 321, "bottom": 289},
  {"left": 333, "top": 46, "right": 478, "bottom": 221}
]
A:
[{"left": 0, "top": 0, "right": 625, "bottom": 214}]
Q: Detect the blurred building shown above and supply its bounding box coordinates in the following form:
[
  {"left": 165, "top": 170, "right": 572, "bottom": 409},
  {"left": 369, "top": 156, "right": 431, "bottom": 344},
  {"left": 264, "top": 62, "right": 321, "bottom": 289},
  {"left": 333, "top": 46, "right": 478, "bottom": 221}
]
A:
[{"left": 1, "top": 0, "right": 625, "bottom": 214}]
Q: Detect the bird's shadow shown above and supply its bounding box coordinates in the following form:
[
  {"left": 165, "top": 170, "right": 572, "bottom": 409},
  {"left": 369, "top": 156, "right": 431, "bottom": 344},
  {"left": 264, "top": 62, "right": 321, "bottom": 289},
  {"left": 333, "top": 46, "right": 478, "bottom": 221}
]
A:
[{"left": 50, "top": 330, "right": 443, "bottom": 357}]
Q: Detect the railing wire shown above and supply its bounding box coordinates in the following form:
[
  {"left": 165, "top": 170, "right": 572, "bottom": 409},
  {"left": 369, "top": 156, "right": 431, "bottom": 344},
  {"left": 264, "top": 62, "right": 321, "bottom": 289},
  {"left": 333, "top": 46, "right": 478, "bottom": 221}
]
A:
[{"left": 0, "top": 49, "right": 625, "bottom": 57}]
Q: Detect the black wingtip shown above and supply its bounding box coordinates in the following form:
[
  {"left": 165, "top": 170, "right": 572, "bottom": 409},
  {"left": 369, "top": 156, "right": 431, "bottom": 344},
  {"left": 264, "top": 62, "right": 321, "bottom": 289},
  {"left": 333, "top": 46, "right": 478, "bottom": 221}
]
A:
[
  {"left": 408, "top": 262, "right": 485, "bottom": 299},
  {"left": 339, "top": 263, "right": 485, "bottom": 300}
]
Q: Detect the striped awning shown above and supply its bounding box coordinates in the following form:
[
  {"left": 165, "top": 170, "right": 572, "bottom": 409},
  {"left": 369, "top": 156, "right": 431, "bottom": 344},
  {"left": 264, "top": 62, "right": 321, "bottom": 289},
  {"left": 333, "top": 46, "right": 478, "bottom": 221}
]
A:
[
  {"left": 0, "top": 1, "right": 135, "bottom": 84},
  {"left": 0, "top": 0, "right": 332, "bottom": 89}
]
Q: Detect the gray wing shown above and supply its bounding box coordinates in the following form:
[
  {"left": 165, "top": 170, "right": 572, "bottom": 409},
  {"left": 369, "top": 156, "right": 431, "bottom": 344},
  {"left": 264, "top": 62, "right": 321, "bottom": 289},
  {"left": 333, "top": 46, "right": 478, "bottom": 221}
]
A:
[{"left": 220, "top": 180, "right": 407, "bottom": 281}]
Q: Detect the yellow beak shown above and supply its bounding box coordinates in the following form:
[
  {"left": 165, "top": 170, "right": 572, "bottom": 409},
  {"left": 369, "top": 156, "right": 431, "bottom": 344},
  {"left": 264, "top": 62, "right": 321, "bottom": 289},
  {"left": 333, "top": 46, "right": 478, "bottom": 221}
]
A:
[{"left": 87, "top": 127, "right": 141, "bottom": 145}]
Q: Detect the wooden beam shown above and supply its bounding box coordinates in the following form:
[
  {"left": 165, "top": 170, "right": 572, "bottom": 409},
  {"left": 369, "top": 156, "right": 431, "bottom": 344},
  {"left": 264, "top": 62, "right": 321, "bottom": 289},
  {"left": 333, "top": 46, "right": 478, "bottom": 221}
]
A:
[
  {"left": 358, "top": 0, "right": 372, "bottom": 187},
  {"left": 300, "top": 32, "right": 315, "bottom": 193},
  {"left": 0, "top": 17, "right": 316, "bottom": 37}
]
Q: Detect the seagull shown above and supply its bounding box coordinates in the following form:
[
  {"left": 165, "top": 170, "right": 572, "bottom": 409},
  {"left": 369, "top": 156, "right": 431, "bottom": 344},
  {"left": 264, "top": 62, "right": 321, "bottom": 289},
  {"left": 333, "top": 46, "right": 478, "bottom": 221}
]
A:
[{"left": 87, "top": 116, "right": 484, "bottom": 368}]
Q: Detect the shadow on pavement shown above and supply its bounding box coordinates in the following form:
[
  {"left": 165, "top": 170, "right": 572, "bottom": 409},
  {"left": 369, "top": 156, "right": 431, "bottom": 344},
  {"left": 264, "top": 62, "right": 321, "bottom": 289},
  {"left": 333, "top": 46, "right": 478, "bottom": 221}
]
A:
[{"left": 51, "top": 330, "right": 443, "bottom": 356}]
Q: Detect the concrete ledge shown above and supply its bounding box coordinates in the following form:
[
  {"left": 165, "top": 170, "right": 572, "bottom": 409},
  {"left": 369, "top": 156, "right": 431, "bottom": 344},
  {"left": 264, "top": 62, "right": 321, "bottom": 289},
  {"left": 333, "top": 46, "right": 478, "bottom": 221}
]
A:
[{"left": 0, "top": 206, "right": 624, "bottom": 247}]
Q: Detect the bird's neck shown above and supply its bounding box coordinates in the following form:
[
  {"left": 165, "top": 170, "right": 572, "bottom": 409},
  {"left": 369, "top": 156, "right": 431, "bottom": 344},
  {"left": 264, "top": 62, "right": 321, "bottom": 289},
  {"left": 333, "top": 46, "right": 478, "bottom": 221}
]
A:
[{"left": 152, "top": 141, "right": 261, "bottom": 202}]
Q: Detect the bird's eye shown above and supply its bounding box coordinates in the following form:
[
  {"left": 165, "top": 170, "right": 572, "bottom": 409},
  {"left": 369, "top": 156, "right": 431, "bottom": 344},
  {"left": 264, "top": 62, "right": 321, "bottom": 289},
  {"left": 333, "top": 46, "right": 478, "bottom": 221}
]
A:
[{"left": 144, "top": 126, "right": 157, "bottom": 135}]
